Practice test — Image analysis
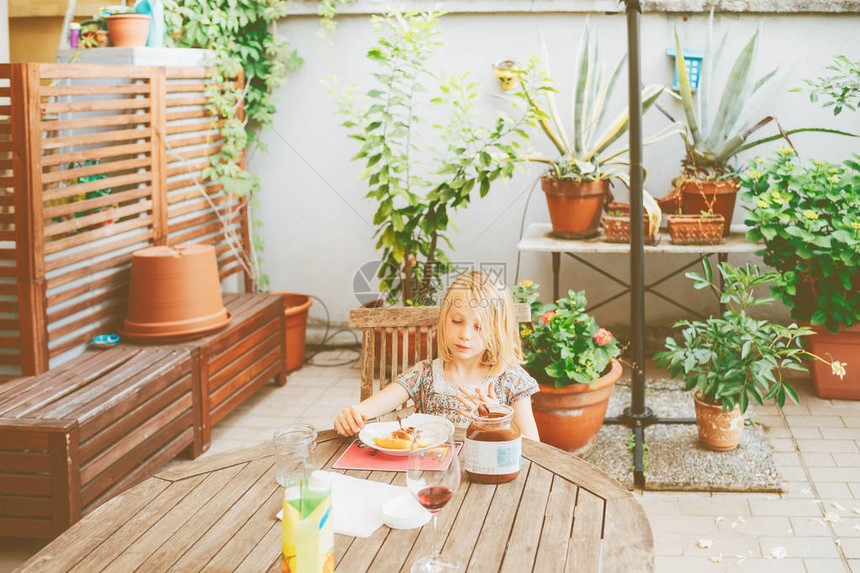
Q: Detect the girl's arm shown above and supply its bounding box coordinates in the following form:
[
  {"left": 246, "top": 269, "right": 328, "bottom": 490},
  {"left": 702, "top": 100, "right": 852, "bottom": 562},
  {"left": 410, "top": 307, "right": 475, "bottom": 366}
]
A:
[
  {"left": 512, "top": 397, "right": 540, "bottom": 442},
  {"left": 333, "top": 382, "right": 410, "bottom": 436}
]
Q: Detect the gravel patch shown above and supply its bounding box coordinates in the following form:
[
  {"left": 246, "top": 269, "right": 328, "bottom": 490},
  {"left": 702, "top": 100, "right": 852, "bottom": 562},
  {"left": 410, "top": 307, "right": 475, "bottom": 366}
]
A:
[{"left": 579, "top": 378, "right": 784, "bottom": 492}]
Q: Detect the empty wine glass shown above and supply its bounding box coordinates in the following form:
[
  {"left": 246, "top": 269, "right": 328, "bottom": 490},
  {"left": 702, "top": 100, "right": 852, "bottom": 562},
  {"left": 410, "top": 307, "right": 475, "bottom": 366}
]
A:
[{"left": 405, "top": 421, "right": 461, "bottom": 573}]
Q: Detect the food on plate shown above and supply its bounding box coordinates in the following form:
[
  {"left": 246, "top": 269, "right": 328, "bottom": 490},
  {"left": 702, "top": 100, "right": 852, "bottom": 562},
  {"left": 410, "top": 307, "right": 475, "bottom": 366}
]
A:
[{"left": 372, "top": 426, "right": 429, "bottom": 450}]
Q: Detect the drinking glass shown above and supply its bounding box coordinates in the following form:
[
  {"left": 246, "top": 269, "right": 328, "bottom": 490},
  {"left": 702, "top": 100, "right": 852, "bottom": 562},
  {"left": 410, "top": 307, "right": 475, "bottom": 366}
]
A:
[
  {"left": 273, "top": 424, "right": 316, "bottom": 487},
  {"left": 405, "top": 421, "right": 461, "bottom": 573}
]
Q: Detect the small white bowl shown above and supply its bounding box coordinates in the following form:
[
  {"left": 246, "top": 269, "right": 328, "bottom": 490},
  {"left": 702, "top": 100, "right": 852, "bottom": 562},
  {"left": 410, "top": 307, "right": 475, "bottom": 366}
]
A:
[{"left": 382, "top": 495, "right": 431, "bottom": 530}]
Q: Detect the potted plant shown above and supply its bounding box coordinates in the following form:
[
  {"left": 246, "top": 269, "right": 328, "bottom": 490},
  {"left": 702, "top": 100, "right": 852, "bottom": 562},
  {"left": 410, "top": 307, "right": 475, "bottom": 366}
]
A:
[
  {"left": 665, "top": 211, "right": 725, "bottom": 245},
  {"left": 514, "top": 24, "right": 682, "bottom": 241},
  {"left": 334, "top": 11, "right": 529, "bottom": 307},
  {"left": 513, "top": 281, "right": 622, "bottom": 453},
  {"left": 601, "top": 202, "right": 656, "bottom": 245},
  {"left": 670, "top": 12, "right": 854, "bottom": 234},
  {"left": 741, "top": 149, "right": 859, "bottom": 398},
  {"left": 654, "top": 260, "right": 847, "bottom": 450}
]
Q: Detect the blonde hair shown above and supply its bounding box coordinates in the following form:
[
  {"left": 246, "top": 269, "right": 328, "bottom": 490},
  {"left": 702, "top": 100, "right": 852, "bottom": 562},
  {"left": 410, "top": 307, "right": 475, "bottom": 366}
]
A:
[{"left": 437, "top": 270, "right": 523, "bottom": 375}]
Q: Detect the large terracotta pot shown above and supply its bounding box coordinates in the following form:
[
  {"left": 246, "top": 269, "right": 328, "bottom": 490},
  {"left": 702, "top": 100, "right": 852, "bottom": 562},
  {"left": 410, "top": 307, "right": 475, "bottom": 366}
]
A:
[
  {"left": 279, "top": 293, "right": 312, "bottom": 372},
  {"left": 121, "top": 244, "right": 231, "bottom": 340},
  {"left": 807, "top": 323, "right": 860, "bottom": 399},
  {"left": 106, "top": 14, "right": 151, "bottom": 47},
  {"left": 693, "top": 393, "right": 744, "bottom": 451},
  {"left": 679, "top": 179, "right": 739, "bottom": 236},
  {"left": 541, "top": 177, "right": 609, "bottom": 239},
  {"left": 531, "top": 358, "right": 622, "bottom": 453}
]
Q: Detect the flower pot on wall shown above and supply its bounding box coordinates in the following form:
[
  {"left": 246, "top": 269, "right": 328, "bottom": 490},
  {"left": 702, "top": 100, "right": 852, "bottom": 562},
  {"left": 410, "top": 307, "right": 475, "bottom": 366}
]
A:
[
  {"left": 680, "top": 179, "right": 739, "bottom": 236},
  {"left": 106, "top": 14, "right": 151, "bottom": 47},
  {"left": 807, "top": 324, "right": 860, "bottom": 400},
  {"left": 121, "top": 244, "right": 231, "bottom": 341},
  {"left": 530, "top": 358, "right": 622, "bottom": 453},
  {"left": 278, "top": 293, "right": 313, "bottom": 372},
  {"left": 541, "top": 177, "right": 608, "bottom": 239},
  {"left": 693, "top": 393, "right": 744, "bottom": 451}
]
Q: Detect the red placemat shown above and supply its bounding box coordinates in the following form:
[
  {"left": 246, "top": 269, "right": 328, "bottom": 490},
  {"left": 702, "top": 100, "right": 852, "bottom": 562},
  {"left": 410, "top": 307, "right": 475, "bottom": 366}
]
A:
[{"left": 332, "top": 440, "right": 462, "bottom": 472}]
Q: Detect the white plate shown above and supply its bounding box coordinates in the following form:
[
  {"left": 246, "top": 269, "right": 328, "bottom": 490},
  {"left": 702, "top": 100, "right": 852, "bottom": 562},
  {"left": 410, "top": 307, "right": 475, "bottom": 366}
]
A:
[
  {"left": 382, "top": 494, "right": 431, "bottom": 529},
  {"left": 358, "top": 413, "right": 454, "bottom": 456}
]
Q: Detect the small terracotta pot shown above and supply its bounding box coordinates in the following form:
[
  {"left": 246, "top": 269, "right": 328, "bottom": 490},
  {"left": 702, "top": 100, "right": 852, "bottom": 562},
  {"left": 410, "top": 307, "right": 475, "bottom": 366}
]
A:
[
  {"left": 807, "top": 323, "right": 860, "bottom": 400},
  {"left": 541, "top": 177, "right": 609, "bottom": 239},
  {"left": 106, "top": 14, "right": 151, "bottom": 47},
  {"left": 693, "top": 393, "right": 744, "bottom": 451},
  {"left": 121, "top": 244, "right": 231, "bottom": 340},
  {"left": 602, "top": 202, "right": 655, "bottom": 244},
  {"left": 679, "top": 179, "right": 739, "bottom": 236},
  {"left": 531, "top": 358, "right": 623, "bottom": 453},
  {"left": 279, "top": 293, "right": 312, "bottom": 372}
]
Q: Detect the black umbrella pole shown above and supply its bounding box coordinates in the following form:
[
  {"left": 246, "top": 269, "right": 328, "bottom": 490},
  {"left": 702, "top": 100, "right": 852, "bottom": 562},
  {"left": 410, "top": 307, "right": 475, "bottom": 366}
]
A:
[{"left": 626, "top": 0, "right": 647, "bottom": 490}]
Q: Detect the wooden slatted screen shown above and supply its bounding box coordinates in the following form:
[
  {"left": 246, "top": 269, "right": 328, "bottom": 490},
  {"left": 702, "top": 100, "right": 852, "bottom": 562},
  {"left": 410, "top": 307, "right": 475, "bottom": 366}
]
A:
[
  {"left": 0, "top": 65, "right": 19, "bottom": 372},
  {"left": 5, "top": 63, "right": 252, "bottom": 377}
]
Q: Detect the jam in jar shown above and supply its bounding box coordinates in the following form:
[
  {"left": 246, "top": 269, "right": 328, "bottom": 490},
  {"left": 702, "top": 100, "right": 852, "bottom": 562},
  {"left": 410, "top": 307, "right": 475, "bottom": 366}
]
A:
[{"left": 464, "top": 403, "right": 521, "bottom": 483}]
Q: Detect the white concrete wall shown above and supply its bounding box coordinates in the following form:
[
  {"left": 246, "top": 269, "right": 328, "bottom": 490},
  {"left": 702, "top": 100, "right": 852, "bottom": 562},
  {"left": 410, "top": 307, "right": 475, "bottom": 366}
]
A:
[{"left": 253, "top": 8, "right": 860, "bottom": 345}]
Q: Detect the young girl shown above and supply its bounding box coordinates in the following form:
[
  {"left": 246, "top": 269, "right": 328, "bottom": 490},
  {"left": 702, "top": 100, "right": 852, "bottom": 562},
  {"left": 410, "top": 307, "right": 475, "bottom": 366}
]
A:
[{"left": 334, "top": 270, "right": 540, "bottom": 441}]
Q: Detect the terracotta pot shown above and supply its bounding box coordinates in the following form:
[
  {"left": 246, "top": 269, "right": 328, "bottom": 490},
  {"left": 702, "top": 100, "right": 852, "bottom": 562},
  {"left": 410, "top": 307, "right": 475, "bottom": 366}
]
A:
[
  {"left": 679, "top": 179, "right": 739, "bottom": 236},
  {"left": 807, "top": 323, "right": 860, "bottom": 400},
  {"left": 530, "top": 358, "right": 622, "bottom": 453},
  {"left": 121, "top": 244, "right": 231, "bottom": 340},
  {"left": 657, "top": 187, "right": 682, "bottom": 215},
  {"left": 541, "top": 177, "right": 609, "bottom": 239},
  {"left": 693, "top": 393, "right": 744, "bottom": 451},
  {"left": 279, "top": 293, "right": 312, "bottom": 372},
  {"left": 666, "top": 213, "right": 725, "bottom": 245},
  {"left": 106, "top": 14, "right": 151, "bottom": 47}
]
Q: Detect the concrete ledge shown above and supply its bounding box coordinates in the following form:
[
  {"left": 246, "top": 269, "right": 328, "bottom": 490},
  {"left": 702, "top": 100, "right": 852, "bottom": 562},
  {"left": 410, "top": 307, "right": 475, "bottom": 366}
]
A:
[{"left": 285, "top": 0, "right": 859, "bottom": 16}]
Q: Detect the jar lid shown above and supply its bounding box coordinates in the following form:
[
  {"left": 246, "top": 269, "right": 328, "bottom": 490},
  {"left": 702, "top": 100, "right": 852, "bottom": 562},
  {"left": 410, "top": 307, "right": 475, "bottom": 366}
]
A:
[{"left": 382, "top": 495, "right": 431, "bottom": 530}]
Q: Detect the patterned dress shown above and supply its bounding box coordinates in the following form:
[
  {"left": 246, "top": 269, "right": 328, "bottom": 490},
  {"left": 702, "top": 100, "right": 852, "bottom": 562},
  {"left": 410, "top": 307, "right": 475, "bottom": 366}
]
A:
[{"left": 394, "top": 358, "right": 539, "bottom": 426}]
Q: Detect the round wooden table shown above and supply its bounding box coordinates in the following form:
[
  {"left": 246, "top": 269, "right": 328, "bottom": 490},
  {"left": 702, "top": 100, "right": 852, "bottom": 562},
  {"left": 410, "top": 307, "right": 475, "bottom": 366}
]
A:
[{"left": 17, "top": 430, "right": 654, "bottom": 572}]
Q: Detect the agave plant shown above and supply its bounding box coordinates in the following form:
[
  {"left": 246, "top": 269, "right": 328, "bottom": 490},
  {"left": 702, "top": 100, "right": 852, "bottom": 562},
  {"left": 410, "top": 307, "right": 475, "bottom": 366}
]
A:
[
  {"left": 516, "top": 23, "right": 684, "bottom": 236},
  {"left": 675, "top": 12, "right": 854, "bottom": 178}
]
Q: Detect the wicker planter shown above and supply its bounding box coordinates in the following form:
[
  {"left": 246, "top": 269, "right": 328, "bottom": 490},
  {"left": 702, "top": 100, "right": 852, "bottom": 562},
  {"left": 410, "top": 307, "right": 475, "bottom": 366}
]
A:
[
  {"left": 602, "top": 202, "right": 656, "bottom": 244},
  {"left": 667, "top": 213, "right": 725, "bottom": 245}
]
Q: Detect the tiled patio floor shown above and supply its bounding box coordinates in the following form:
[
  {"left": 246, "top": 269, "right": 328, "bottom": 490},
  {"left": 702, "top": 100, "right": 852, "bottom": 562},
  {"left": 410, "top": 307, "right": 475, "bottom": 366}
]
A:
[{"left": 2, "top": 348, "right": 859, "bottom": 572}]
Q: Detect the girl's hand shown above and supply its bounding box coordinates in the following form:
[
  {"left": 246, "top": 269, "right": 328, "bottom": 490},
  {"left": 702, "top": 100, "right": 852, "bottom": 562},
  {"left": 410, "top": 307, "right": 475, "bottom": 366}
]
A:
[
  {"left": 455, "top": 382, "right": 501, "bottom": 419},
  {"left": 334, "top": 404, "right": 367, "bottom": 437}
]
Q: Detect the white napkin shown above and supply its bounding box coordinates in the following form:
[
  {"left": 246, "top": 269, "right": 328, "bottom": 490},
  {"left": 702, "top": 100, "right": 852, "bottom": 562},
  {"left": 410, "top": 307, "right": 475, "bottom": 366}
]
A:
[{"left": 275, "top": 471, "right": 409, "bottom": 538}]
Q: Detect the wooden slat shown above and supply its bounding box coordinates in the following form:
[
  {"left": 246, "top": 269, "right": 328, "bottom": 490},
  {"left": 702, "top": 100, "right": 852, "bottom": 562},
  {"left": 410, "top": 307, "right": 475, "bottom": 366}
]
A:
[
  {"left": 164, "top": 67, "right": 211, "bottom": 79},
  {"left": 165, "top": 82, "right": 207, "bottom": 94},
  {"left": 599, "top": 497, "right": 654, "bottom": 573},
  {"left": 0, "top": 473, "right": 51, "bottom": 496},
  {"left": 41, "top": 156, "right": 150, "bottom": 185},
  {"left": 38, "top": 64, "right": 156, "bottom": 79},
  {"left": 566, "top": 488, "right": 605, "bottom": 573},
  {"left": 165, "top": 120, "right": 218, "bottom": 136},
  {"left": 163, "top": 96, "right": 208, "bottom": 107},
  {"left": 534, "top": 476, "right": 578, "bottom": 572},
  {"left": 498, "top": 463, "right": 553, "bottom": 572},
  {"left": 41, "top": 142, "right": 151, "bottom": 168},
  {"left": 209, "top": 351, "right": 282, "bottom": 426},
  {"left": 41, "top": 127, "right": 151, "bottom": 152},
  {"left": 44, "top": 198, "right": 152, "bottom": 238},
  {"left": 47, "top": 300, "right": 126, "bottom": 346},
  {"left": 44, "top": 227, "right": 150, "bottom": 272},
  {"left": 150, "top": 67, "right": 167, "bottom": 244},
  {"left": 41, "top": 84, "right": 151, "bottom": 97},
  {"left": 41, "top": 112, "right": 151, "bottom": 133},
  {"left": 522, "top": 439, "right": 630, "bottom": 501},
  {"left": 46, "top": 251, "right": 132, "bottom": 290},
  {"left": 16, "top": 477, "right": 171, "bottom": 572},
  {"left": 0, "top": 495, "right": 54, "bottom": 518},
  {"left": 0, "top": 451, "right": 52, "bottom": 473},
  {"left": 42, "top": 170, "right": 150, "bottom": 204},
  {"left": 44, "top": 214, "right": 153, "bottom": 256},
  {"left": 47, "top": 270, "right": 128, "bottom": 307},
  {"left": 166, "top": 108, "right": 209, "bottom": 121}
]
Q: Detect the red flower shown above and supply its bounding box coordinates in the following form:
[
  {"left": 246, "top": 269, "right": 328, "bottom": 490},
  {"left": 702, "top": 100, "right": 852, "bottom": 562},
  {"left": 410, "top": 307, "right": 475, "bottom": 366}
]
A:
[
  {"left": 593, "top": 328, "right": 613, "bottom": 346},
  {"left": 540, "top": 311, "right": 556, "bottom": 325}
]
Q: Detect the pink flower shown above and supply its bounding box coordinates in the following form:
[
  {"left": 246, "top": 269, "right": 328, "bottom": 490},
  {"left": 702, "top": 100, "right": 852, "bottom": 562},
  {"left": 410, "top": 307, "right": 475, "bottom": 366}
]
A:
[
  {"left": 540, "top": 311, "right": 556, "bottom": 325},
  {"left": 593, "top": 328, "right": 613, "bottom": 346}
]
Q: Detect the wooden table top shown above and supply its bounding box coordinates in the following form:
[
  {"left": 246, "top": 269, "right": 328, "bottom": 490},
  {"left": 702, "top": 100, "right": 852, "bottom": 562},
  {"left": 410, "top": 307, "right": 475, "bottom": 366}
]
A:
[{"left": 17, "top": 430, "right": 654, "bottom": 573}]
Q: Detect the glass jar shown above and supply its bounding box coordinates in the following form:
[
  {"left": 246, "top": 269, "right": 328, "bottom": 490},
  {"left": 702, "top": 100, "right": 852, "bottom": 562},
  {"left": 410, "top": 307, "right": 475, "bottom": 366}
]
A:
[
  {"left": 464, "top": 404, "right": 521, "bottom": 483},
  {"left": 273, "top": 424, "right": 317, "bottom": 487}
]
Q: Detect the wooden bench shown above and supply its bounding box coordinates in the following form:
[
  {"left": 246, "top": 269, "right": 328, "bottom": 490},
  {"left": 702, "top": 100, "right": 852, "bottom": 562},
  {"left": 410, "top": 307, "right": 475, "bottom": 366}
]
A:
[
  {"left": 0, "top": 346, "right": 200, "bottom": 539},
  {"left": 122, "top": 292, "right": 287, "bottom": 452}
]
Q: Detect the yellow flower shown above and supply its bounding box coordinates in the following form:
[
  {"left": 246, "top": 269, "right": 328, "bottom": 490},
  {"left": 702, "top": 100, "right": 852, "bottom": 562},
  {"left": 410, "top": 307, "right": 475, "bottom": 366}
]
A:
[
  {"left": 778, "top": 146, "right": 794, "bottom": 155},
  {"left": 831, "top": 361, "right": 847, "bottom": 380},
  {"left": 828, "top": 176, "right": 840, "bottom": 184},
  {"left": 853, "top": 222, "right": 860, "bottom": 230},
  {"left": 757, "top": 199, "right": 770, "bottom": 209},
  {"left": 519, "top": 279, "right": 533, "bottom": 288},
  {"left": 748, "top": 170, "right": 762, "bottom": 179},
  {"left": 520, "top": 328, "right": 532, "bottom": 338},
  {"left": 828, "top": 168, "right": 840, "bottom": 174},
  {"left": 802, "top": 210, "right": 819, "bottom": 220},
  {"left": 770, "top": 190, "right": 789, "bottom": 204}
]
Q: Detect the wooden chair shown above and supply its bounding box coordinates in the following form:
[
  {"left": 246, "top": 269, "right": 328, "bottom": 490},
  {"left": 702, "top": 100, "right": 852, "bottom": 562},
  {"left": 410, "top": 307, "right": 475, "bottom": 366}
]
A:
[{"left": 349, "top": 303, "right": 531, "bottom": 401}]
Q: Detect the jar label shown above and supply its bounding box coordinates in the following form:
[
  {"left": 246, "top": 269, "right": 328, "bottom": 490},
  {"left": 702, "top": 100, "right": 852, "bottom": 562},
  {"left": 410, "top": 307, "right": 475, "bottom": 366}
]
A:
[{"left": 464, "top": 437, "right": 521, "bottom": 475}]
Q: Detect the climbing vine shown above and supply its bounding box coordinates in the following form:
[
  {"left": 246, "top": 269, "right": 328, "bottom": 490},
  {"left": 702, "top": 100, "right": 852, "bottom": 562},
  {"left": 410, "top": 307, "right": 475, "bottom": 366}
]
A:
[{"left": 162, "top": 0, "right": 350, "bottom": 289}]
